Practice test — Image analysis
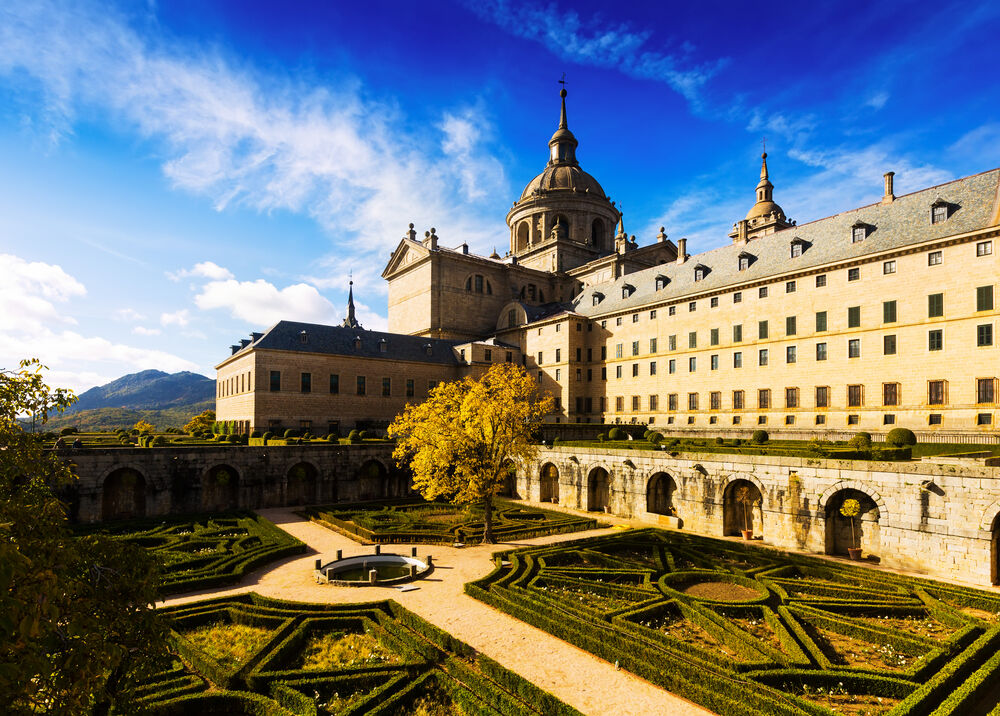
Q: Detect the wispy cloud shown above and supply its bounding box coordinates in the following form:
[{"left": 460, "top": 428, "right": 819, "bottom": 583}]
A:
[
  {"left": 160, "top": 309, "right": 191, "bottom": 327},
  {"left": 464, "top": 1, "right": 726, "bottom": 107},
  {"left": 167, "top": 261, "right": 234, "bottom": 282},
  {"left": 193, "top": 276, "right": 338, "bottom": 327},
  {"left": 132, "top": 325, "right": 162, "bottom": 336}
]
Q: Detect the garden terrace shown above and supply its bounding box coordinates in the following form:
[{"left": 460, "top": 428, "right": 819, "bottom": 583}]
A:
[
  {"left": 142, "top": 592, "right": 582, "bottom": 715},
  {"left": 300, "top": 498, "right": 604, "bottom": 545},
  {"left": 467, "top": 528, "right": 1000, "bottom": 716},
  {"left": 78, "top": 512, "right": 306, "bottom": 594}
]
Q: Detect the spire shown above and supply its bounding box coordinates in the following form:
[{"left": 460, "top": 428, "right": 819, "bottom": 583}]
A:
[
  {"left": 760, "top": 151, "right": 769, "bottom": 182},
  {"left": 548, "top": 87, "right": 578, "bottom": 166},
  {"left": 341, "top": 279, "right": 362, "bottom": 329},
  {"left": 559, "top": 88, "right": 568, "bottom": 129}
]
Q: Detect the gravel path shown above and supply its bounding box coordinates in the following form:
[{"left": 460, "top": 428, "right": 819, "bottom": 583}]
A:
[{"left": 159, "top": 507, "right": 714, "bottom": 716}]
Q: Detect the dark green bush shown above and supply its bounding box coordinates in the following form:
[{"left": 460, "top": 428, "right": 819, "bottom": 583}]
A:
[
  {"left": 848, "top": 431, "right": 872, "bottom": 450},
  {"left": 250, "top": 430, "right": 262, "bottom": 438},
  {"left": 283, "top": 429, "right": 299, "bottom": 439},
  {"left": 358, "top": 430, "right": 369, "bottom": 440},
  {"left": 750, "top": 430, "right": 768, "bottom": 444},
  {"left": 608, "top": 427, "right": 625, "bottom": 440},
  {"left": 886, "top": 427, "right": 917, "bottom": 446},
  {"left": 648, "top": 432, "right": 663, "bottom": 445},
  {"left": 60, "top": 426, "right": 78, "bottom": 435},
  {"left": 261, "top": 432, "right": 273, "bottom": 441},
  {"left": 597, "top": 434, "right": 606, "bottom": 442}
]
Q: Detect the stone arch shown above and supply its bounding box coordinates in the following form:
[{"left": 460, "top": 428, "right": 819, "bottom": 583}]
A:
[
  {"left": 591, "top": 217, "right": 605, "bottom": 249},
  {"left": 587, "top": 466, "right": 610, "bottom": 512},
  {"left": 102, "top": 467, "right": 146, "bottom": 520},
  {"left": 989, "top": 511, "right": 1000, "bottom": 586},
  {"left": 202, "top": 464, "right": 240, "bottom": 512},
  {"left": 552, "top": 213, "right": 569, "bottom": 239},
  {"left": 539, "top": 462, "right": 559, "bottom": 503},
  {"left": 357, "top": 459, "right": 389, "bottom": 501},
  {"left": 516, "top": 221, "right": 530, "bottom": 251},
  {"left": 286, "top": 462, "right": 319, "bottom": 506},
  {"left": 722, "top": 479, "right": 763, "bottom": 537},
  {"left": 978, "top": 500, "right": 1000, "bottom": 533},
  {"left": 824, "top": 488, "right": 881, "bottom": 560},
  {"left": 646, "top": 472, "right": 676, "bottom": 516},
  {"left": 817, "top": 481, "right": 887, "bottom": 517}
]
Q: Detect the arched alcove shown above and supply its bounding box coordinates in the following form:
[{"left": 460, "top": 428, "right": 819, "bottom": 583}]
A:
[
  {"left": 646, "top": 472, "right": 676, "bottom": 516},
  {"left": 591, "top": 217, "right": 605, "bottom": 249},
  {"left": 102, "top": 468, "right": 146, "bottom": 520},
  {"left": 824, "top": 488, "right": 881, "bottom": 559},
  {"left": 587, "top": 467, "right": 610, "bottom": 512},
  {"left": 539, "top": 463, "right": 559, "bottom": 503},
  {"left": 286, "top": 462, "right": 318, "bottom": 506},
  {"left": 202, "top": 464, "right": 239, "bottom": 512},
  {"left": 516, "top": 221, "right": 530, "bottom": 251},
  {"left": 358, "top": 459, "right": 388, "bottom": 501},
  {"left": 722, "top": 479, "right": 763, "bottom": 537},
  {"left": 498, "top": 461, "right": 518, "bottom": 498}
]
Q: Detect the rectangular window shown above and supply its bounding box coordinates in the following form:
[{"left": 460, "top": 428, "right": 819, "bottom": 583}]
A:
[
  {"left": 688, "top": 331, "right": 697, "bottom": 348},
  {"left": 848, "top": 267, "right": 860, "bottom": 281},
  {"left": 616, "top": 317, "right": 623, "bottom": 326},
  {"left": 786, "top": 280, "right": 796, "bottom": 293},
  {"left": 649, "top": 395, "right": 658, "bottom": 411},
  {"left": 710, "top": 328, "right": 719, "bottom": 345},
  {"left": 977, "top": 378, "right": 996, "bottom": 404},
  {"left": 632, "top": 314, "right": 639, "bottom": 323},
  {"left": 649, "top": 338, "right": 657, "bottom": 353},
  {"left": 759, "top": 286, "right": 768, "bottom": 298},
  {"left": 785, "top": 387, "right": 799, "bottom": 408},
  {"left": 928, "top": 329, "right": 943, "bottom": 351},
  {"left": 978, "top": 324, "right": 994, "bottom": 347},
  {"left": 852, "top": 226, "right": 865, "bottom": 243},
  {"left": 616, "top": 365, "right": 623, "bottom": 379},
  {"left": 615, "top": 344, "right": 622, "bottom": 358},
  {"left": 928, "top": 380, "right": 946, "bottom": 405},
  {"left": 711, "top": 354, "right": 719, "bottom": 370},
  {"left": 270, "top": 370, "right": 281, "bottom": 392},
  {"left": 601, "top": 346, "right": 607, "bottom": 360},
  {"left": 884, "top": 414, "right": 896, "bottom": 425},
  {"left": 734, "top": 291, "right": 742, "bottom": 303},
  {"left": 883, "top": 383, "right": 899, "bottom": 406},
  {"left": 733, "top": 390, "right": 745, "bottom": 410},
  {"left": 816, "top": 342, "right": 827, "bottom": 361},
  {"left": 758, "top": 389, "right": 771, "bottom": 409},
  {"left": 330, "top": 374, "right": 339, "bottom": 394},
  {"left": 587, "top": 368, "right": 592, "bottom": 381},
  {"left": 733, "top": 351, "right": 743, "bottom": 368},
  {"left": 406, "top": 379, "right": 414, "bottom": 397},
  {"left": 710, "top": 391, "right": 721, "bottom": 410},
  {"left": 689, "top": 301, "right": 697, "bottom": 312},
  {"left": 847, "top": 384, "right": 863, "bottom": 407},
  {"left": 555, "top": 369, "right": 561, "bottom": 381},
  {"left": 884, "top": 335, "right": 897, "bottom": 355},
  {"left": 632, "top": 395, "right": 641, "bottom": 410},
  {"left": 631, "top": 341, "right": 639, "bottom": 356},
  {"left": 929, "top": 413, "right": 942, "bottom": 425},
  {"left": 928, "top": 250, "right": 942, "bottom": 266},
  {"left": 929, "top": 293, "right": 944, "bottom": 318},
  {"left": 733, "top": 324, "right": 743, "bottom": 342},
  {"left": 485, "top": 349, "right": 492, "bottom": 361},
  {"left": 688, "top": 357, "right": 697, "bottom": 372},
  {"left": 786, "top": 316, "right": 796, "bottom": 335},
  {"left": 650, "top": 310, "right": 657, "bottom": 319},
  {"left": 759, "top": 320, "right": 769, "bottom": 339},
  {"left": 848, "top": 306, "right": 861, "bottom": 327},
  {"left": 301, "top": 372, "right": 311, "bottom": 393},
  {"left": 816, "top": 274, "right": 827, "bottom": 287},
  {"left": 786, "top": 346, "right": 797, "bottom": 363},
  {"left": 382, "top": 377, "right": 391, "bottom": 397},
  {"left": 650, "top": 361, "right": 657, "bottom": 376},
  {"left": 668, "top": 394, "right": 678, "bottom": 411},
  {"left": 977, "top": 285, "right": 994, "bottom": 312},
  {"left": 978, "top": 413, "right": 993, "bottom": 426},
  {"left": 668, "top": 359, "right": 676, "bottom": 374},
  {"left": 669, "top": 306, "right": 676, "bottom": 316},
  {"left": 816, "top": 386, "right": 829, "bottom": 408},
  {"left": 688, "top": 393, "right": 699, "bottom": 410},
  {"left": 815, "top": 311, "right": 827, "bottom": 332},
  {"left": 668, "top": 335, "right": 677, "bottom": 351},
  {"left": 883, "top": 300, "right": 897, "bottom": 323},
  {"left": 632, "top": 364, "right": 639, "bottom": 377},
  {"left": 848, "top": 414, "right": 860, "bottom": 425},
  {"left": 759, "top": 349, "right": 768, "bottom": 366},
  {"left": 883, "top": 260, "right": 896, "bottom": 274},
  {"left": 601, "top": 367, "right": 607, "bottom": 380},
  {"left": 791, "top": 242, "right": 803, "bottom": 258},
  {"left": 932, "top": 205, "right": 948, "bottom": 224},
  {"left": 848, "top": 339, "right": 861, "bottom": 358},
  {"left": 538, "top": 351, "right": 544, "bottom": 364},
  {"left": 357, "top": 376, "right": 366, "bottom": 396},
  {"left": 977, "top": 240, "right": 993, "bottom": 256},
  {"left": 555, "top": 348, "right": 561, "bottom": 362},
  {"left": 576, "top": 348, "right": 581, "bottom": 362},
  {"left": 616, "top": 396, "right": 624, "bottom": 412}
]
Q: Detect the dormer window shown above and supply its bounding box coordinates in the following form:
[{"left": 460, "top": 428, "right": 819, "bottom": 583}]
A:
[
  {"left": 694, "top": 264, "right": 709, "bottom": 281},
  {"left": 930, "top": 199, "right": 953, "bottom": 224},
  {"left": 354, "top": 336, "right": 362, "bottom": 350},
  {"left": 790, "top": 238, "right": 807, "bottom": 258},
  {"left": 621, "top": 284, "right": 634, "bottom": 299},
  {"left": 592, "top": 292, "right": 604, "bottom": 306},
  {"left": 299, "top": 330, "right": 308, "bottom": 344},
  {"left": 654, "top": 275, "right": 668, "bottom": 291},
  {"left": 851, "top": 223, "right": 869, "bottom": 243},
  {"left": 378, "top": 338, "right": 388, "bottom": 353},
  {"left": 737, "top": 253, "right": 753, "bottom": 271},
  {"left": 424, "top": 343, "right": 433, "bottom": 356}
]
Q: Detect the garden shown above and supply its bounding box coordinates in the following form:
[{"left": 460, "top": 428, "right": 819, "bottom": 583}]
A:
[
  {"left": 467, "top": 528, "right": 1000, "bottom": 716},
  {"left": 78, "top": 513, "right": 307, "bottom": 594},
  {"left": 139, "top": 593, "right": 581, "bottom": 715},
  {"left": 300, "top": 499, "right": 603, "bottom": 545}
]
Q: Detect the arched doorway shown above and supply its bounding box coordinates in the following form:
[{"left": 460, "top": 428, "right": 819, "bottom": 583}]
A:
[
  {"left": 539, "top": 463, "right": 559, "bottom": 503},
  {"left": 498, "top": 461, "right": 518, "bottom": 498},
  {"left": 102, "top": 468, "right": 146, "bottom": 520},
  {"left": 992, "top": 515, "right": 1000, "bottom": 586},
  {"left": 722, "top": 480, "right": 763, "bottom": 537},
  {"left": 202, "top": 465, "right": 239, "bottom": 512},
  {"left": 286, "top": 462, "right": 318, "bottom": 506},
  {"left": 646, "top": 473, "right": 676, "bottom": 516},
  {"left": 825, "top": 489, "right": 880, "bottom": 559},
  {"left": 358, "top": 460, "right": 388, "bottom": 500},
  {"left": 587, "top": 467, "right": 610, "bottom": 512}
]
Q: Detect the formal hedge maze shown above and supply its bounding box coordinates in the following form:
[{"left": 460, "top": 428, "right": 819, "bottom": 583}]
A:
[
  {"left": 139, "top": 593, "right": 582, "bottom": 715},
  {"left": 302, "top": 499, "right": 602, "bottom": 545},
  {"left": 467, "top": 528, "right": 1000, "bottom": 716},
  {"left": 82, "top": 513, "right": 306, "bottom": 594}
]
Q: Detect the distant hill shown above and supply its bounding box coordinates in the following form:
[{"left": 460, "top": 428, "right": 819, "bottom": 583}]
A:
[{"left": 32, "top": 370, "right": 216, "bottom": 432}]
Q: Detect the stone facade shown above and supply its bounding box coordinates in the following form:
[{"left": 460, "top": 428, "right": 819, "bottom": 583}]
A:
[
  {"left": 63, "top": 443, "right": 405, "bottom": 523},
  {"left": 522, "top": 445, "right": 1000, "bottom": 587}
]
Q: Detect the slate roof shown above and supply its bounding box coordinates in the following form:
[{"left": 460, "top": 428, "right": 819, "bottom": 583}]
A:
[
  {"left": 231, "top": 321, "right": 463, "bottom": 366},
  {"left": 572, "top": 169, "right": 1000, "bottom": 317}
]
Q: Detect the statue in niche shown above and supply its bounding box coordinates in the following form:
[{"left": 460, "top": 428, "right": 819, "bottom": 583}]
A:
[{"left": 550, "top": 217, "right": 567, "bottom": 241}]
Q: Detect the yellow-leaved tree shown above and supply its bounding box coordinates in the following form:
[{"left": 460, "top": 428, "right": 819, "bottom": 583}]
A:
[
  {"left": 132, "top": 419, "right": 155, "bottom": 435},
  {"left": 388, "top": 362, "right": 553, "bottom": 543}
]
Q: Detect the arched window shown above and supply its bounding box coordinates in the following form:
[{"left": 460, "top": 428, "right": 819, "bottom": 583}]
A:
[
  {"left": 591, "top": 218, "right": 604, "bottom": 248},
  {"left": 516, "top": 221, "right": 530, "bottom": 251}
]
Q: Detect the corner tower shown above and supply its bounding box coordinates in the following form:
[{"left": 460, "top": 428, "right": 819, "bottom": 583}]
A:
[
  {"left": 729, "top": 151, "right": 794, "bottom": 242},
  {"left": 506, "top": 89, "right": 621, "bottom": 273}
]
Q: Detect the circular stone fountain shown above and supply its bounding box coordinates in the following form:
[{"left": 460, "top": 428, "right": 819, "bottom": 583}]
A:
[{"left": 315, "top": 551, "right": 432, "bottom": 587}]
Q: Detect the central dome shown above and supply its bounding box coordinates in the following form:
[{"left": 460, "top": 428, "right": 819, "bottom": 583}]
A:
[{"left": 520, "top": 164, "right": 607, "bottom": 200}]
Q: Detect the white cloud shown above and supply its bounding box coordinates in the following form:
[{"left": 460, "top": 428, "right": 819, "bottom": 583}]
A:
[
  {"left": 950, "top": 123, "right": 1000, "bottom": 166},
  {"left": 0, "top": 329, "right": 199, "bottom": 375},
  {"left": 114, "top": 308, "right": 145, "bottom": 322},
  {"left": 167, "top": 261, "right": 235, "bottom": 282},
  {"left": 865, "top": 91, "right": 889, "bottom": 110},
  {"left": 132, "top": 325, "right": 162, "bottom": 336},
  {"left": 194, "top": 278, "right": 338, "bottom": 326},
  {"left": 160, "top": 309, "right": 191, "bottom": 327},
  {"left": 0, "top": 254, "right": 85, "bottom": 332}
]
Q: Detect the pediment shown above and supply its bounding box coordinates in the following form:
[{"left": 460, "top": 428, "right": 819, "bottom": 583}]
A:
[{"left": 382, "top": 238, "right": 431, "bottom": 278}]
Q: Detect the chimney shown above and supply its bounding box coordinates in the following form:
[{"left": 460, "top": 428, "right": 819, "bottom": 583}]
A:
[
  {"left": 737, "top": 219, "right": 748, "bottom": 243},
  {"left": 676, "top": 238, "right": 688, "bottom": 264},
  {"left": 882, "top": 171, "right": 895, "bottom": 204}
]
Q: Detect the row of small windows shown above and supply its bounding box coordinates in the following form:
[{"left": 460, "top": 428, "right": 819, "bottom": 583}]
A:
[
  {"left": 219, "top": 370, "right": 252, "bottom": 397},
  {"left": 643, "top": 413, "right": 992, "bottom": 427},
  {"left": 268, "top": 371, "right": 438, "bottom": 398}
]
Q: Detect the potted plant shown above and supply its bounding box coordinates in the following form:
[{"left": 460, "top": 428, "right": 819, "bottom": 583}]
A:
[
  {"left": 736, "top": 486, "right": 755, "bottom": 540},
  {"left": 840, "top": 498, "right": 862, "bottom": 560}
]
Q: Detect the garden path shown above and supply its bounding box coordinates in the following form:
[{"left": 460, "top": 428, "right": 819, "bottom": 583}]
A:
[{"left": 159, "top": 507, "right": 714, "bottom": 716}]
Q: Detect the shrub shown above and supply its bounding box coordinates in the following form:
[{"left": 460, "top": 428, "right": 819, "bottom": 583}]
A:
[
  {"left": 261, "top": 432, "right": 273, "bottom": 442},
  {"left": 597, "top": 434, "right": 606, "bottom": 442},
  {"left": 886, "top": 427, "right": 917, "bottom": 446},
  {"left": 608, "top": 427, "right": 625, "bottom": 440},
  {"left": 643, "top": 430, "right": 653, "bottom": 440},
  {"left": 150, "top": 435, "right": 166, "bottom": 447},
  {"left": 552, "top": 437, "right": 561, "bottom": 445},
  {"left": 250, "top": 430, "right": 261, "bottom": 438},
  {"left": 358, "top": 430, "right": 369, "bottom": 440},
  {"left": 59, "top": 426, "right": 78, "bottom": 436},
  {"left": 750, "top": 430, "right": 769, "bottom": 444},
  {"left": 648, "top": 432, "right": 663, "bottom": 445},
  {"left": 849, "top": 432, "right": 873, "bottom": 450},
  {"left": 348, "top": 429, "right": 360, "bottom": 440},
  {"left": 302, "top": 432, "right": 313, "bottom": 440},
  {"left": 283, "top": 429, "right": 299, "bottom": 439},
  {"left": 715, "top": 437, "right": 724, "bottom": 445}
]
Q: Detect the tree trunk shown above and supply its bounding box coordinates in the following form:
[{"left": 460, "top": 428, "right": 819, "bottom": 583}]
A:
[{"left": 482, "top": 495, "right": 495, "bottom": 544}]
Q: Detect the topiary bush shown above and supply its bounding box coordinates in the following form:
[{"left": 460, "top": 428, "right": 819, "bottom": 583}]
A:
[
  {"left": 849, "top": 432, "right": 873, "bottom": 450},
  {"left": 358, "top": 430, "right": 369, "bottom": 440},
  {"left": 648, "top": 432, "right": 663, "bottom": 445},
  {"left": 750, "top": 430, "right": 769, "bottom": 444},
  {"left": 608, "top": 427, "right": 626, "bottom": 440},
  {"left": 60, "top": 426, "right": 78, "bottom": 436},
  {"left": 283, "top": 428, "right": 299, "bottom": 439},
  {"left": 886, "top": 427, "right": 917, "bottom": 446},
  {"left": 597, "top": 434, "right": 606, "bottom": 442}
]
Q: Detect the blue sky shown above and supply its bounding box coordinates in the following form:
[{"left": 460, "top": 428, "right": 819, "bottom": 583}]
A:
[{"left": 2, "top": 0, "right": 999, "bottom": 393}]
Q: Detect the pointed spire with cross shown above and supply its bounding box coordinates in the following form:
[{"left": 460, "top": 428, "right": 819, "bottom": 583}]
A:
[{"left": 341, "top": 272, "right": 362, "bottom": 329}]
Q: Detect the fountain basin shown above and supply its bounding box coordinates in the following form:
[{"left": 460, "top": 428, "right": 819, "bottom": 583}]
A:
[{"left": 316, "top": 553, "right": 431, "bottom": 587}]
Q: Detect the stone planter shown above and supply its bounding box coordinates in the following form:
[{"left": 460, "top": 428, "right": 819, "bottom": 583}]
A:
[
  {"left": 848, "top": 547, "right": 863, "bottom": 560},
  {"left": 741, "top": 529, "right": 753, "bottom": 541}
]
